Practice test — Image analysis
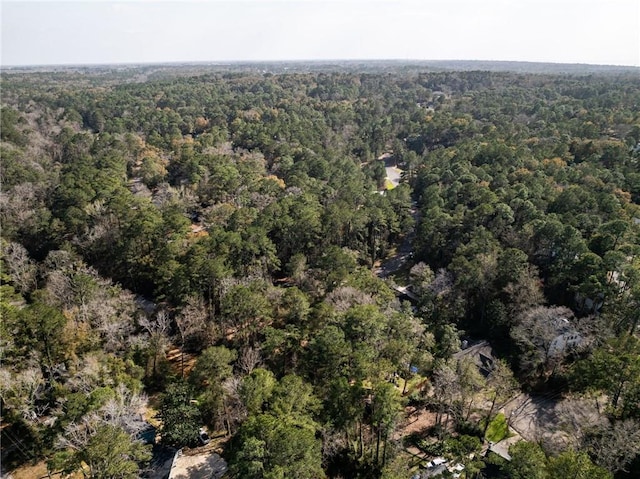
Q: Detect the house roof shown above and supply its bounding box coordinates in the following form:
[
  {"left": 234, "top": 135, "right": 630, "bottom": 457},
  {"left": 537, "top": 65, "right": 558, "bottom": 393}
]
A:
[
  {"left": 486, "top": 441, "right": 512, "bottom": 461},
  {"left": 454, "top": 340, "right": 496, "bottom": 377}
]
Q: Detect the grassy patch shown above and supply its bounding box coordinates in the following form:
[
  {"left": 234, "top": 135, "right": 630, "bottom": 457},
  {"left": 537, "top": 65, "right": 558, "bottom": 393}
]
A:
[
  {"left": 484, "top": 413, "right": 510, "bottom": 443},
  {"left": 9, "top": 460, "right": 85, "bottom": 479}
]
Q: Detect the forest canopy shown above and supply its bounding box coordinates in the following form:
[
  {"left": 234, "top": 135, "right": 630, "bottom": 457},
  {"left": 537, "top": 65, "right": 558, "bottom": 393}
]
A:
[{"left": 1, "top": 63, "right": 639, "bottom": 479}]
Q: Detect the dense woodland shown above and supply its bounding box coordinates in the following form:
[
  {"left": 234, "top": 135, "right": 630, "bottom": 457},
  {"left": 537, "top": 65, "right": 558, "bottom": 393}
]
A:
[{"left": 1, "top": 63, "right": 640, "bottom": 479}]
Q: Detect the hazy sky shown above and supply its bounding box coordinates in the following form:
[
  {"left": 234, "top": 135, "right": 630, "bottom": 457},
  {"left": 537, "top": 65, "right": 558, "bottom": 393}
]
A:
[{"left": 2, "top": 0, "right": 639, "bottom": 67}]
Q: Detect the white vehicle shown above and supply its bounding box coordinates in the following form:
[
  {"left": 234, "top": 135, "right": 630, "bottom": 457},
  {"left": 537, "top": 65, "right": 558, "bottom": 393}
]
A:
[
  {"left": 426, "top": 457, "right": 447, "bottom": 468},
  {"left": 198, "top": 427, "right": 210, "bottom": 445}
]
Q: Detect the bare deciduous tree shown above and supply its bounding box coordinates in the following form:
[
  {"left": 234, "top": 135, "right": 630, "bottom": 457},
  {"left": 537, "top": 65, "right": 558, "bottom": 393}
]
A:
[
  {"left": 432, "top": 362, "right": 460, "bottom": 435},
  {"left": 55, "top": 384, "right": 150, "bottom": 477},
  {"left": 325, "top": 286, "right": 374, "bottom": 313},
  {"left": 139, "top": 310, "right": 170, "bottom": 378},
  {"left": 238, "top": 347, "right": 262, "bottom": 375},
  {"left": 0, "top": 365, "right": 48, "bottom": 423},
  {"left": 511, "top": 305, "right": 579, "bottom": 379},
  {"left": 99, "top": 384, "right": 148, "bottom": 437},
  {"left": 65, "top": 354, "right": 106, "bottom": 394},
  {"left": 176, "top": 295, "right": 215, "bottom": 352},
  {"left": 456, "top": 355, "right": 485, "bottom": 422},
  {"left": 585, "top": 419, "right": 640, "bottom": 474},
  {"left": 409, "top": 261, "right": 435, "bottom": 297},
  {"left": 221, "top": 376, "right": 246, "bottom": 436},
  {"left": 2, "top": 241, "right": 37, "bottom": 294},
  {"left": 429, "top": 268, "right": 454, "bottom": 296}
]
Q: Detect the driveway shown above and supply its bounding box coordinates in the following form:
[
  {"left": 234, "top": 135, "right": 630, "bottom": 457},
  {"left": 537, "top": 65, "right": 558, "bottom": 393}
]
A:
[{"left": 502, "top": 393, "right": 607, "bottom": 450}]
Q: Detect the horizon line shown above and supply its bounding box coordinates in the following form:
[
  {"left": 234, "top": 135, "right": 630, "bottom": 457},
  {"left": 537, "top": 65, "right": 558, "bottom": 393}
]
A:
[{"left": 3, "top": 58, "right": 639, "bottom": 70}]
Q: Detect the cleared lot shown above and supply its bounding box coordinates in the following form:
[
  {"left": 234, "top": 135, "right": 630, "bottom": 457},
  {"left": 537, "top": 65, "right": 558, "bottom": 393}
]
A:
[
  {"left": 502, "top": 392, "right": 607, "bottom": 451},
  {"left": 168, "top": 450, "right": 227, "bottom": 479}
]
